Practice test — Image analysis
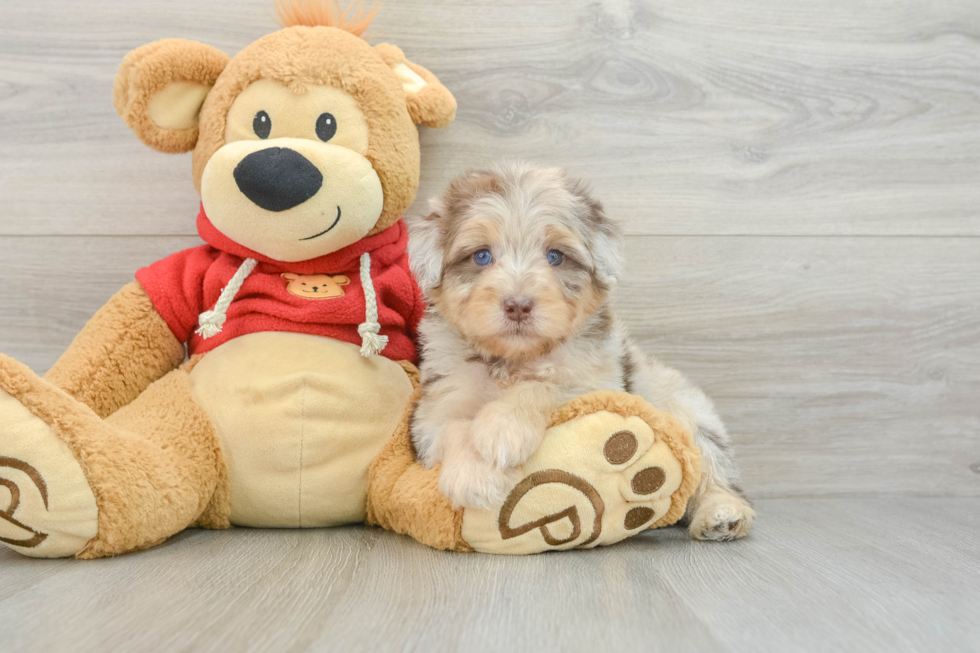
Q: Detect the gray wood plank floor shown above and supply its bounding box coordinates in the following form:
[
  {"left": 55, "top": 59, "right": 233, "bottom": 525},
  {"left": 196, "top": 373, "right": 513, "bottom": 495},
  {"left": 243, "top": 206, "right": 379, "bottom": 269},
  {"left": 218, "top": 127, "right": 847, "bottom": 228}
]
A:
[
  {"left": 1, "top": 0, "right": 978, "bottom": 650},
  {"left": 2, "top": 499, "right": 978, "bottom": 653}
]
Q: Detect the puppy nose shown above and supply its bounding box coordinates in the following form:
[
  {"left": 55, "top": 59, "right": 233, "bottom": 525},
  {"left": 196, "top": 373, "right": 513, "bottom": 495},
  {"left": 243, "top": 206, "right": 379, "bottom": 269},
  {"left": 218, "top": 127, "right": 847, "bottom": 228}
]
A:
[
  {"left": 234, "top": 147, "right": 323, "bottom": 212},
  {"left": 502, "top": 297, "right": 534, "bottom": 322}
]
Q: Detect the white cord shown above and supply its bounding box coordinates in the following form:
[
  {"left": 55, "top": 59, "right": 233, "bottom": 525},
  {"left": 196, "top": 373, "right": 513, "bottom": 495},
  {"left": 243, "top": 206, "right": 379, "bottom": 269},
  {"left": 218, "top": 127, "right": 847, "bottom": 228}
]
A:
[
  {"left": 195, "top": 253, "right": 386, "bottom": 356},
  {"left": 357, "top": 252, "right": 388, "bottom": 357},
  {"left": 195, "top": 258, "right": 258, "bottom": 339}
]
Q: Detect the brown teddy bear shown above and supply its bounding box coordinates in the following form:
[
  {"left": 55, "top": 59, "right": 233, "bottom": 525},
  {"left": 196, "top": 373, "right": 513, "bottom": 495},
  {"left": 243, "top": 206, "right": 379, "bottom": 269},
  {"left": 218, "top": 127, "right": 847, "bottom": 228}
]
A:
[{"left": 0, "top": 1, "right": 700, "bottom": 558}]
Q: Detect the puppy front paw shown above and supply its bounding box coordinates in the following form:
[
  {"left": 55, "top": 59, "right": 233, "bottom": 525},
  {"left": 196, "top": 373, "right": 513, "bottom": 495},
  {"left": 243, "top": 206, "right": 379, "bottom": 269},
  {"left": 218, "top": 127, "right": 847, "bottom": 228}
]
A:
[
  {"left": 438, "top": 454, "right": 518, "bottom": 510},
  {"left": 471, "top": 401, "right": 546, "bottom": 469},
  {"left": 689, "top": 493, "right": 755, "bottom": 542}
]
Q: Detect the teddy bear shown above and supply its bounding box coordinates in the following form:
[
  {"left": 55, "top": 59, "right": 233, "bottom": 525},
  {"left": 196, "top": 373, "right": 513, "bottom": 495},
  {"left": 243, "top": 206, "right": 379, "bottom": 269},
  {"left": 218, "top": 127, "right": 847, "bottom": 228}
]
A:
[{"left": 0, "top": 1, "right": 701, "bottom": 559}]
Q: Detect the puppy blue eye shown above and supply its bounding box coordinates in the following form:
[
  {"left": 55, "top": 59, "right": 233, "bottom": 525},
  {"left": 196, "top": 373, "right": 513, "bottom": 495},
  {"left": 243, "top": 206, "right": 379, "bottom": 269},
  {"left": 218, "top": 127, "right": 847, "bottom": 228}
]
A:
[
  {"left": 547, "top": 250, "right": 564, "bottom": 266},
  {"left": 473, "top": 249, "right": 493, "bottom": 266}
]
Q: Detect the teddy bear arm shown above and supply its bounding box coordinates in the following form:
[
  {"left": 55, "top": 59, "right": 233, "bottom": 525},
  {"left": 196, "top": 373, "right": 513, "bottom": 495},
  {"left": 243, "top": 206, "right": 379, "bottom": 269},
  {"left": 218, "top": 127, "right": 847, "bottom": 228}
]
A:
[{"left": 44, "top": 280, "right": 185, "bottom": 419}]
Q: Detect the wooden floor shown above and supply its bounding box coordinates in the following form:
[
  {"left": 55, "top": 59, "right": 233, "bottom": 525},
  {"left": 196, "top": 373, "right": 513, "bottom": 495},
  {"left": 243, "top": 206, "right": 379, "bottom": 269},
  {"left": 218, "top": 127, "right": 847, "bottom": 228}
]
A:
[
  {"left": 2, "top": 499, "right": 978, "bottom": 653},
  {"left": 1, "top": 0, "right": 978, "bottom": 650}
]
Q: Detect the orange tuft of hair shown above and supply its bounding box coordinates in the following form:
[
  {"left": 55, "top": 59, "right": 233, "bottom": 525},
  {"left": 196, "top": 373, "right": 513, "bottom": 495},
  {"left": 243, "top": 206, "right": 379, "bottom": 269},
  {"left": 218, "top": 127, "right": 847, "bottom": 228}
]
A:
[{"left": 274, "top": 0, "right": 381, "bottom": 36}]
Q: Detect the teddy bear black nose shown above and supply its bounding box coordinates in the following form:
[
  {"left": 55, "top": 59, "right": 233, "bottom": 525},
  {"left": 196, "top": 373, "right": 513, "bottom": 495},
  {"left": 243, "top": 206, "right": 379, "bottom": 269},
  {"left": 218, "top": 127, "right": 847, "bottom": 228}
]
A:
[{"left": 233, "top": 147, "right": 323, "bottom": 212}]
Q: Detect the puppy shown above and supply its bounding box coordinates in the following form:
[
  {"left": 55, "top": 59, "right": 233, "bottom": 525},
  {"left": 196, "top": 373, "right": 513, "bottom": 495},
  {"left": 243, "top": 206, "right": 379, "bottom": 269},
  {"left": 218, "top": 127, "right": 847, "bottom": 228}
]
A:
[{"left": 406, "top": 162, "right": 754, "bottom": 541}]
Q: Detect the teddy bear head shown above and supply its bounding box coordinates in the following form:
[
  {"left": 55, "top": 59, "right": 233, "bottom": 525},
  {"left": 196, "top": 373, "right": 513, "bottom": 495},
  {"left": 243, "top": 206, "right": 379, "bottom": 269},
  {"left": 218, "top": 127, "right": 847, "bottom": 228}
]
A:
[{"left": 113, "top": 1, "right": 456, "bottom": 263}]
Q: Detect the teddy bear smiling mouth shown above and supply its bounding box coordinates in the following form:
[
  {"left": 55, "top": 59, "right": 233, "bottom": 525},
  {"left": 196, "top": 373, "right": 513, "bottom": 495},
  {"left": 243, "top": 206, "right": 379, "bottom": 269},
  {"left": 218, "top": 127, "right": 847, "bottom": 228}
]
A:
[{"left": 298, "top": 206, "right": 342, "bottom": 241}]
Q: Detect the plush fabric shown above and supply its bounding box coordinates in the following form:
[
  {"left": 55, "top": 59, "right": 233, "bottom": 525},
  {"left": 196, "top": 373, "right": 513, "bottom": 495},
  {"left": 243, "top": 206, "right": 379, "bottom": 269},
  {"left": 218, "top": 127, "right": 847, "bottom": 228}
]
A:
[
  {"left": 367, "top": 390, "right": 702, "bottom": 555},
  {"left": 135, "top": 208, "right": 424, "bottom": 361},
  {"left": 461, "top": 400, "right": 700, "bottom": 553},
  {"left": 366, "top": 386, "right": 473, "bottom": 552},
  {"left": 115, "top": 28, "right": 455, "bottom": 230},
  {"left": 0, "top": 356, "right": 221, "bottom": 559},
  {"left": 44, "top": 281, "right": 185, "bottom": 419},
  {"left": 114, "top": 39, "right": 229, "bottom": 154},
  {"left": 190, "top": 333, "right": 414, "bottom": 527},
  {"left": 0, "top": 390, "right": 98, "bottom": 558},
  {"left": 200, "top": 138, "right": 385, "bottom": 263},
  {"left": 147, "top": 81, "right": 213, "bottom": 130},
  {"left": 548, "top": 391, "right": 703, "bottom": 530},
  {"left": 190, "top": 27, "right": 455, "bottom": 233},
  {"left": 374, "top": 44, "right": 457, "bottom": 128}
]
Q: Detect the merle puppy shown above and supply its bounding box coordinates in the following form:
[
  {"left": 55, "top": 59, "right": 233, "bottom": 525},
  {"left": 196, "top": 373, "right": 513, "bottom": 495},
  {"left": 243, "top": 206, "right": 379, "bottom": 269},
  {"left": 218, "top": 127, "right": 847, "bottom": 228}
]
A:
[{"left": 406, "top": 162, "right": 753, "bottom": 541}]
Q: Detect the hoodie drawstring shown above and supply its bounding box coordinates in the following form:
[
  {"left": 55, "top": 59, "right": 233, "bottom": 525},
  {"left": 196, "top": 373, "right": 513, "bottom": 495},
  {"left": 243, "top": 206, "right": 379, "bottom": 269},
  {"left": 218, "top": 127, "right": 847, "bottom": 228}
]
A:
[
  {"left": 356, "top": 252, "right": 388, "bottom": 357},
  {"left": 195, "top": 257, "right": 258, "bottom": 339},
  {"left": 194, "top": 253, "right": 388, "bottom": 358}
]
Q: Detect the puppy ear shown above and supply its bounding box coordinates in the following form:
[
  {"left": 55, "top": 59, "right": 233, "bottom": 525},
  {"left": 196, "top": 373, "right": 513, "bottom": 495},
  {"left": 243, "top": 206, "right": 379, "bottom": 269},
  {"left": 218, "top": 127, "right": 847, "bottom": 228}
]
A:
[
  {"left": 114, "top": 39, "right": 229, "bottom": 153},
  {"left": 592, "top": 218, "right": 625, "bottom": 286},
  {"left": 406, "top": 199, "right": 447, "bottom": 296},
  {"left": 566, "top": 178, "right": 624, "bottom": 286},
  {"left": 375, "top": 43, "right": 457, "bottom": 128}
]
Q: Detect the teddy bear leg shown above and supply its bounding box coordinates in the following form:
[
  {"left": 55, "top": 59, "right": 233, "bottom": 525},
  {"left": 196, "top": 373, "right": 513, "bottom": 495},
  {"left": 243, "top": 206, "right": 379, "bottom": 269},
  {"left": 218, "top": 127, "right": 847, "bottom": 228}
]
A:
[
  {"left": 0, "top": 355, "right": 224, "bottom": 559},
  {"left": 367, "top": 390, "right": 703, "bottom": 555},
  {"left": 366, "top": 387, "right": 472, "bottom": 551},
  {"left": 459, "top": 391, "right": 702, "bottom": 554}
]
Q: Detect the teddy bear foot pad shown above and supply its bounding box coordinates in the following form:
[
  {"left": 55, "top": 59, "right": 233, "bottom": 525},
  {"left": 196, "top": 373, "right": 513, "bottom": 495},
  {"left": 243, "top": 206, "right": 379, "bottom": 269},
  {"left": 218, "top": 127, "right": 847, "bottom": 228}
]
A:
[
  {"left": 461, "top": 396, "right": 697, "bottom": 554},
  {"left": 0, "top": 381, "right": 98, "bottom": 559},
  {"left": 367, "top": 390, "right": 701, "bottom": 555}
]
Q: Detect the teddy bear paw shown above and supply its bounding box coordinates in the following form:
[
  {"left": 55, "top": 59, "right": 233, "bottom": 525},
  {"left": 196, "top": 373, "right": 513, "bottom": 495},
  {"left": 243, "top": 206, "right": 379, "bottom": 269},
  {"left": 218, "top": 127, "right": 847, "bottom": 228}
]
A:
[
  {"left": 458, "top": 395, "right": 698, "bottom": 554},
  {"left": 0, "top": 383, "right": 98, "bottom": 559}
]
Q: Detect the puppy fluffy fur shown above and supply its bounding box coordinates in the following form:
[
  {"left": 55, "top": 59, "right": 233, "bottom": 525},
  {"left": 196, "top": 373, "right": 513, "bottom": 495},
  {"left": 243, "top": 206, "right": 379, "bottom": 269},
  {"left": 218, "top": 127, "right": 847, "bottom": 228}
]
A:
[{"left": 407, "top": 162, "right": 754, "bottom": 541}]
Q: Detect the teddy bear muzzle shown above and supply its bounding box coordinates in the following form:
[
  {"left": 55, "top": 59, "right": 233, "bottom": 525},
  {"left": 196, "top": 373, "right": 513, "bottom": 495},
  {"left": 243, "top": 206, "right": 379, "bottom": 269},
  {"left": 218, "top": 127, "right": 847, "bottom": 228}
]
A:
[
  {"left": 200, "top": 137, "right": 384, "bottom": 263},
  {"left": 233, "top": 147, "right": 324, "bottom": 212}
]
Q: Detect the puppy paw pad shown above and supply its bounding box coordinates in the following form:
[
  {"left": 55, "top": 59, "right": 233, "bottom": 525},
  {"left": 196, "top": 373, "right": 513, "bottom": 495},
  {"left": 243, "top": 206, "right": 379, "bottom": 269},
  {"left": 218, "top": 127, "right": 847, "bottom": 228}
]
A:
[{"left": 690, "top": 499, "right": 754, "bottom": 541}]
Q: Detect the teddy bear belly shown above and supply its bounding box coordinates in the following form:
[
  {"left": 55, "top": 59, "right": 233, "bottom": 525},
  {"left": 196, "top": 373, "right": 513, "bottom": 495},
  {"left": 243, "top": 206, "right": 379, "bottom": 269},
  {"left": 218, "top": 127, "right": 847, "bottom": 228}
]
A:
[{"left": 187, "top": 331, "right": 414, "bottom": 528}]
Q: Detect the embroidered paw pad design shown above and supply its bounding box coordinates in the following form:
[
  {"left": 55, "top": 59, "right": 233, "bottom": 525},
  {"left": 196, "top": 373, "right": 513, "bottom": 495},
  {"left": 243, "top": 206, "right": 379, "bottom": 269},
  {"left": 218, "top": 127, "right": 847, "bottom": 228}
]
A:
[
  {"left": 0, "top": 457, "right": 50, "bottom": 549},
  {"left": 488, "top": 419, "right": 678, "bottom": 553},
  {"left": 604, "top": 430, "right": 667, "bottom": 530}
]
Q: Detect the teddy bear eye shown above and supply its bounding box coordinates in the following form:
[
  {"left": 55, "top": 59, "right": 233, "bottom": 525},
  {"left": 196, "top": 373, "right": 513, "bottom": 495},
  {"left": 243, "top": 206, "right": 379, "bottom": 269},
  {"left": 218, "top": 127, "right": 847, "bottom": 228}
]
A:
[
  {"left": 316, "top": 113, "right": 337, "bottom": 142},
  {"left": 253, "top": 111, "right": 271, "bottom": 139},
  {"left": 473, "top": 249, "right": 493, "bottom": 266}
]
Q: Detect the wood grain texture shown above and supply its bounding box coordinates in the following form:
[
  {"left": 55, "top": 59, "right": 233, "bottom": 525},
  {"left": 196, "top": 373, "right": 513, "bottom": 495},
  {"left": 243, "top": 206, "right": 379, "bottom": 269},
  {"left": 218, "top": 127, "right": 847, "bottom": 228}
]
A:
[
  {"left": 2, "top": 235, "right": 978, "bottom": 498},
  {"left": 0, "top": 0, "right": 978, "bottom": 236},
  {"left": 1, "top": 498, "right": 978, "bottom": 653}
]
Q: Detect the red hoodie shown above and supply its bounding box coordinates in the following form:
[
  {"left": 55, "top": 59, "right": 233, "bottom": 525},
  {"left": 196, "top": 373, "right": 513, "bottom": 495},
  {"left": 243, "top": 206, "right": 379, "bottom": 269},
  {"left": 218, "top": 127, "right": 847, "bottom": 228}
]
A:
[{"left": 135, "top": 206, "right": 424, "bottom": 363}]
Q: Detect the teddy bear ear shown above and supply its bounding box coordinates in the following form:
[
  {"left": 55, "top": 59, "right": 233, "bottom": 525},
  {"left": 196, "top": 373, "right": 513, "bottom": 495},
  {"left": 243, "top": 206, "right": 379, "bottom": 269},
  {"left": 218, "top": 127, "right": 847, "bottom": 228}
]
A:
[
  {"left": 374, "top": 43, "right": 457, "bottom": 129},
  {"left": 281, "top": 272, "right": 299, "bottom": 281},
  {"left": 113, "top": 39, "right": 229, "bottom": 154}
]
